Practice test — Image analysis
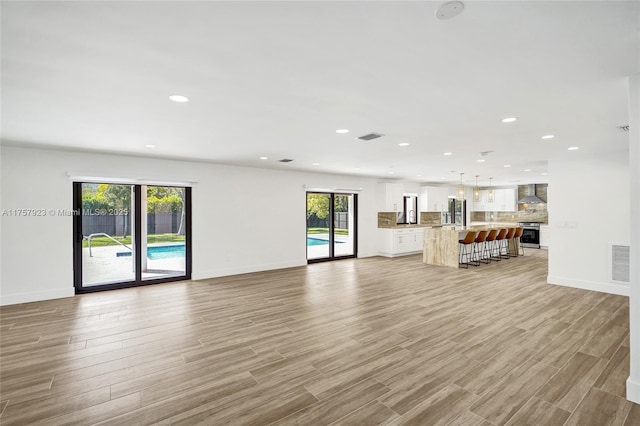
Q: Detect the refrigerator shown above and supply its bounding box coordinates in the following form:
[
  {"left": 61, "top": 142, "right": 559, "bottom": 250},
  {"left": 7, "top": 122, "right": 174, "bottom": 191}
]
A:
[{"left": 449, "top": 198, "right": 467, "bottom": 226}]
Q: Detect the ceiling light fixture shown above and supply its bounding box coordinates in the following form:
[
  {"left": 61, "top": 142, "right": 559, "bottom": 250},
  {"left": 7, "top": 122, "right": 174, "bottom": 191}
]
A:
[
  {"left": 504, "top": 164, "right": 511, "bottom": 168},
  {"left": 145, "top": 144, "right": 156, "bottom": 148},
  {"left": 259, "top": 156, "right": 268, "bottom": 160},
  {"left": 443, "top": 152, "right": 453, "bottom": 156},
  {"left": 477, "top": 159, "right": 485, "bottom": 163},
  {"left": 457, "top": 173, "right": 465, "bottom": 200},
  {"left": 312, "top": 162, "right": 320, "bottom": 166},
  {"left": 488, "top": 177, "right": 494, "bottom": 203},
  {"left": 541, "top": 134, "right": 555, "bottom": 140},
  {"left": 398, "top": 142, "right": 410, "bottom": 147},
  {"left": 524, "top": 169, "right": 532, "bottom": 172},
  {"left": 568, "top": 146, "right": 580, "bottom": 151},
  {"left": 473, "top": 175, "right": 480, "bottom": 202},
  {"left": 541, "top": 172, "right": 548, "bottom": 176},
  {"left": 336, "top": 129, "right": 350, "bottom": 134},
  {"left": 168, "top": 94, "right": 189, "bottom": 103},
  {"left": 501, "top": 117, "right": 517, "bottom": 123}
]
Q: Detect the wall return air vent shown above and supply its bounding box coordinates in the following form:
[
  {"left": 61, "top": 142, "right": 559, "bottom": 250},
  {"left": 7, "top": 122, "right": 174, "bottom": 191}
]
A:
[
  {"left": 357, "top": 133, "right": 384, "bottom": 141},
  {"left": 611, "top": 244, "right": 630, "bottom": 283}
]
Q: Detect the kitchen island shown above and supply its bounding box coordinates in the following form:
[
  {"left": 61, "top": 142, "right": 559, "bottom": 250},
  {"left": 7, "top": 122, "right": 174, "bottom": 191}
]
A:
[{"left": 423, "top": 224, "right": 520, "bottom": 268}]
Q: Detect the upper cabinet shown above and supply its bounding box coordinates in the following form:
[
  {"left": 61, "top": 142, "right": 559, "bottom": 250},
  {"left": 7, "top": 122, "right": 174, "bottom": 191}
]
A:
[
  {"left": 419, "top": 186, "right": 451, "bottom": 212},
  {"left": 473, "top": 188, "right": 517, "bottom": 212},
  {"left": 378, "top": 183, "right": 404, "bottom": 212}
]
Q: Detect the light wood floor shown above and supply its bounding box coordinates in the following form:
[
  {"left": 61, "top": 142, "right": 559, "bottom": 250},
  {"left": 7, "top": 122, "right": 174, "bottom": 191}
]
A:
[{"left": 1, "top": 250, "right": 638, "bottom": 425}]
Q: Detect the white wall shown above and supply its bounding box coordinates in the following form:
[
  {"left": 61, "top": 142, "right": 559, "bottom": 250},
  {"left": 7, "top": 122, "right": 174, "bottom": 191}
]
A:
[
  {"left": 0, "top": 146, "right": 381, "bottom": 305},
  {"left": 547, "top": 150, "right": 630, "bottom": 296}
]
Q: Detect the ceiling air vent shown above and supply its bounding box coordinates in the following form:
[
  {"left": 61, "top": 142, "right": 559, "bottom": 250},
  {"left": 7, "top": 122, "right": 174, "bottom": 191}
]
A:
[
  {"left": 278, "top": 158, "right": 294, "bottom": 163},
  {"left": 357, "top": 133, "right": 384, "bottom": 141},
  {"left": 617, "top": 125, "right": 630, "bottom": 132}
]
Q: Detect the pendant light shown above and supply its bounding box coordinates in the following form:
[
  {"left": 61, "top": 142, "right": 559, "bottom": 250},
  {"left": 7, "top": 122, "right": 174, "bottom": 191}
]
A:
[
  {"left": 473, "top": 175, "right": 480, "bottom": 202},
  {"left": 457, "top": 173, "right": 465, "bottom": 199},
  {"left": 488, "top": 177, "right": 494, "bottom": 203}
]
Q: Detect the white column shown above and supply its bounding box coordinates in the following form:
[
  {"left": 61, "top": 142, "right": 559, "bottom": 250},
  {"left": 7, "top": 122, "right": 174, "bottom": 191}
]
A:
[
  {"left": 140, "top": 185, "right": 148, "bottom": 272},
  {"left": 627, "top": 73, "right": 640, "bottom": 404}
]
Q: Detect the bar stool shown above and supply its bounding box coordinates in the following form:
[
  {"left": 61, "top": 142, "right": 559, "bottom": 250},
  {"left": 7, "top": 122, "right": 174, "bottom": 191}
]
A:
[
  {"left": 511, "top": 227, "right": 524, "bottom": 257},
  {"left": 459, "top": 231, "right": 478, "bottom": 269},
  {"left": 501, "top": 228, "right": 516, "bottom": 259},
  {"left": 484, "top": 229, "right": 498, "bottom": 263},
  {"left": 472, "top": 230, "right": 490, "bottom": 265},
  {"left": 491, "top": 228, "right": 508, "bottom": 261}
]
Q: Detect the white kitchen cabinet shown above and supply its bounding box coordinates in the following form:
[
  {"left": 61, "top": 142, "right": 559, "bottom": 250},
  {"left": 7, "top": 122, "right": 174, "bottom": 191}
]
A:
[
  {"left": 379, "top": 228, "right": 425, "bottom": 257},
  {"left": 378, "top": 183, "right": 404, "bottom": 212},
  {"left": 540, "top": 225, "right": 549, "bottom": 249},
  {"left": 472, "top": 188, "right": 516, "bottom": 212},
  {"left": 420, "top": 186, "right": 451, "bottom": 212}
]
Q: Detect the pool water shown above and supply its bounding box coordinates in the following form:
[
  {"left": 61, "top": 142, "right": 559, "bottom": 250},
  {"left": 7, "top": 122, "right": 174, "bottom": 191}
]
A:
[
  {"left": 117, "top": 244, "right": 185, "bottom": 259},
  {"left": 307, "top": 237, "right": 344, "bottom": 246}
]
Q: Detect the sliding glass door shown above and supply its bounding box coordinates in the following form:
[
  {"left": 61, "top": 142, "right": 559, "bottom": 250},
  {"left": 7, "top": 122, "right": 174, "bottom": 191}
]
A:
[
  {"left": 306, "top": 192, "right": 357, "bottom": 262},
  {"left": 73, "top": 182, "right": 191, "bottom": 292}
]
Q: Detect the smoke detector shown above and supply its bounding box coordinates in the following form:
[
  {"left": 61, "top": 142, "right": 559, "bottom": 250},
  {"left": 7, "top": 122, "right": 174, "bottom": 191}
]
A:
[{"left": 435, "top": 1, "right": 465, "bottom": 20}]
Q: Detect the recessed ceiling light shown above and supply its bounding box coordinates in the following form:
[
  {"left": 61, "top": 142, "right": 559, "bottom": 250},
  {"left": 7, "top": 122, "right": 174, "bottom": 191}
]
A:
[
  {"left": 541, "top": 134, "right": 555, "bottom": 140},
  {"left": 524, "top": 169, "right": 532, "bottom": 172},
  {"left": 443, "top": 152, "right": 453, "bottom": 156},
  {"left": 336, "top": 129, "right": 350, "bottom": 134},
  {"left": 477, "top": 159, "right": 485, "bottom": 163},
  {"left": 259, "top": 156, "right": 268, "bottom": 160},
  {"left": 440, "top": 177, "right": 446, "bottom": 180},
  {"left": 504, "top": 164, "right": 511, "bottom": 168},
  {"left": 416, "top": 174, "right": 422, "bottom": 177},
  {"left": 501, "top": 117, "right": 517, "bottom": 123},
  {"left": 168, "top": 94, "right": 189, "bottom": 103},
  {"left": 398, "top": 142, "right": 410, "bottom": 147},
  {"left": 568, "top": 146, "right": 580, "bottom": 151},
  {"left": 541, "top": 172, "right": 548, "bottom": 176},
  {"left": 388, "top": 171, "right": 394, "bottom": 175},
  {"left": 145, "top": 144, "right": 156, "bottom": 148},
  {"left": 312, "top": 162, "right": 320, "bottom": 166}
]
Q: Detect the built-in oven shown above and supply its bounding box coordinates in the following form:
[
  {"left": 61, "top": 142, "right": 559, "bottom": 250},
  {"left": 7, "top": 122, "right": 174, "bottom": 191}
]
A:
[{"left": 518, "top": 222, "right": 541, "bottom": 248}]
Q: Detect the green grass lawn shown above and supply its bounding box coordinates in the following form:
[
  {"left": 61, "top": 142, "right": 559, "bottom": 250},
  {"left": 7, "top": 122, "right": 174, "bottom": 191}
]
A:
[
  {"left": 307, "top": 228, "right": 349, "bottom": 235},
  {"left": 83, "top": 233, "right": 185, "bottom": 248}
]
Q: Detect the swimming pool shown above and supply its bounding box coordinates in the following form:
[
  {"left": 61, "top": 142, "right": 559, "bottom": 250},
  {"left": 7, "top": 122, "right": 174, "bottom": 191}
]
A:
[
  {"left": 307, "top": 237, "right": 344, "bottom": 246},
  {"left": 117, "top": 244, "right": 185, "bottom": 259}
]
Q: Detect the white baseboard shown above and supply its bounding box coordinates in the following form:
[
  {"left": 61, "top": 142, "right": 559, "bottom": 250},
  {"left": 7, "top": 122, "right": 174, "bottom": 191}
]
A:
[
  {"left": 547, "top": 275, "right": 630, "bottom": 296},
  {"left": 357, "top": 251, "right": 380, "bottom": 258},
  {"left": 627, "top": 376, "right": 640, "bottom": 404},
  {"left": 0, "top": 287, "right": 75, "bottom": 306},
  {"left": 192, "top": 259, "right": 305, "bottom": 281},
  {"left": 378, "top": 251, "right": 422, "bottom": 258}
]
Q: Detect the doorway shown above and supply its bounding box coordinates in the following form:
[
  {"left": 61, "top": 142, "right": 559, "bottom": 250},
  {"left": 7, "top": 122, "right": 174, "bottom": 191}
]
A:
[
  {"left": 73, "top": 182, "right": 192, "bottom": 293},
  {"left": 306, "top": 192, "right": 357, "bottom": 262}
]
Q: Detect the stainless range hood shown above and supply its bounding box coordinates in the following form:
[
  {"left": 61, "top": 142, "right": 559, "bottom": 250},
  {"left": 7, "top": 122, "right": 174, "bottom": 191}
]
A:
[{"left": 518, "top": 184, "right": 546, "bottom": 204}]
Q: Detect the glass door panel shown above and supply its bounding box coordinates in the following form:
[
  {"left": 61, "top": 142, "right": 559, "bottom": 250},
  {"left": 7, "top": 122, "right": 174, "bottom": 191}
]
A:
[
  {"left": 142, "top": 185, "right": 187, "bottom": 281},
  {"left": 306, "top": 192, "right": 357, "bottom": 262},
  {"left": 306, "top": 193, "right": 331, "bottom": 260},
  {"left": 333, "top": 194, "right": 354, "bottom": 257},
  {"left": 80, "top": 183, "right": 135, "bottom": 287}
]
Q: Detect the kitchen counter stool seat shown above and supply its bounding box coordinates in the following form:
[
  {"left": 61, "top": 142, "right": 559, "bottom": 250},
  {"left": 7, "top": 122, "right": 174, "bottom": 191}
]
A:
[
  {"left": 472, "top": 230, "right": 490, "bottom": 265},
  {"left": 459, "top": 231, "right": 478, "bottom": 268}
]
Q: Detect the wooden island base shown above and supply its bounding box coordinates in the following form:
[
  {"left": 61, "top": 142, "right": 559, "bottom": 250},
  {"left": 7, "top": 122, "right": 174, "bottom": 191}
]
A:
[{"left": 423, "top": 225, "right": 520, "bottom": 268}]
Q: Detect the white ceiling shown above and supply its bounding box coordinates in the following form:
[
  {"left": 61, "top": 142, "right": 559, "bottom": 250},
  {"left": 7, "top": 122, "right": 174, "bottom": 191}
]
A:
[{"left": 2, "top": 1, "right": 638, "bottom": 186}]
